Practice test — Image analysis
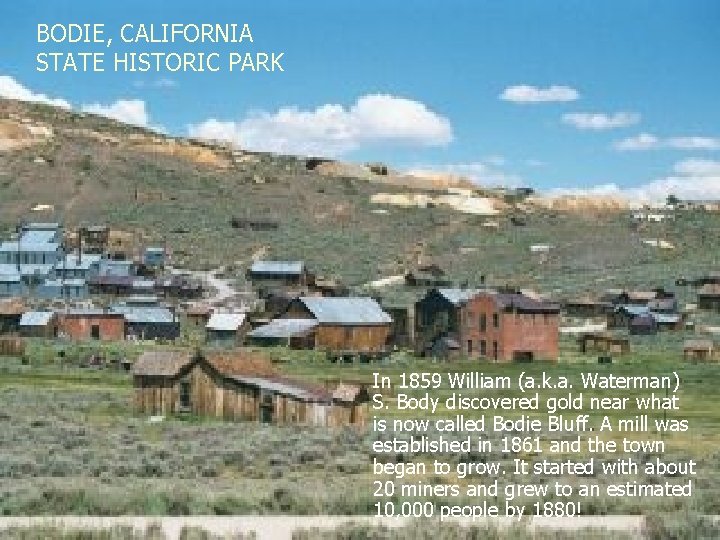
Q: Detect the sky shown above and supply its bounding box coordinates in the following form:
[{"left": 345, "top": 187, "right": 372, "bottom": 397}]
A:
[{"left": 0, "top": 0, "right": 719, "bottom": 201}]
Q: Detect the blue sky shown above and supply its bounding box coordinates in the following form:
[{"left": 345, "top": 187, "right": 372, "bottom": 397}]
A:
[{"left": 1, "top": 0, "right": 719, "bottom": 200}]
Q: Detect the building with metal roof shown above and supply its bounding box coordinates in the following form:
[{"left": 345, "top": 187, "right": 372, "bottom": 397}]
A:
[
  {"left": 249, "top": 260, "right": 305, "bottom": 275},
  {"left": 110, "top": 304, "right": 179, "bottom": 341},
  {"left": 207, "top": 312, "right": 247, "bottom": 332},
  {"left": 19, "top": 311, "right": 57, "bottom": 338},
  {"left": 246, "top": 318, "right": 318, "bottom": 348},
  {"left": 293, "top": 297, "right": 391, "bottom": 325}
]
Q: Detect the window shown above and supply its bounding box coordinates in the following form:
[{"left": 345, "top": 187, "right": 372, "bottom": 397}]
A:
[
  {"left": 91, "top": 324, "right": 100, "bottom": 340},
  {"left": 467, "top": 340, "right": 473, "bottom": 354},
  {"left": 492, "top": 313, "right": 499, "bottom": 328},
  {"left": 479, "top": 314, "right": 486, "bottom": 332},
  {"left": 480, "top": 340, "right": 487, "bottom": 356},
  {"left": 492, "top": 341, "right": 498, "bottom": 360},
  {"left": 179, "top": 380, "right": 192, "bottom": 410}
]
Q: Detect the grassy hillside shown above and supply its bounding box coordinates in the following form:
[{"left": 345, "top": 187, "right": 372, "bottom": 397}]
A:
[{"left": 1, "top": 98, "right": 719, "bottom": 295}]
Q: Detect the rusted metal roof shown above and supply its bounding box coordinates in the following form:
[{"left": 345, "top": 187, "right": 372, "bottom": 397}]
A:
[{"left": 132, "top": 350, "right": 193, "bottom": 377}]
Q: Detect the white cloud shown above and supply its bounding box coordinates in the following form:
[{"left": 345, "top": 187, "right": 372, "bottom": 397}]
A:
[
  {"left": 499, "top": 84, "right": 579, "bottom": 103},
  {"left": 614, "top": 132, "right": 658, "bottom": 150},
  {"left": 547, "top": 158, "right": 720, "bottom": 203},
  {"left": 188, "top": 94, "right": 453, "bottom": 157},
  {"left": 405, "top": 159, "right": 522, "bottom": 188},
  {"left": 81, "top": 99, "right": 150, "bottom": 127},
  {"left": 665, "top": 136, "right": 720, "bottom": 150},
  {"left": 562, "top": 112, "right": 640, "bottom": 130},
  {"left": 615, "top": 133, "right": 720, "bottom": 151},
  {"left": 0, "top": 75, "right": 71, "bottom": 109}
]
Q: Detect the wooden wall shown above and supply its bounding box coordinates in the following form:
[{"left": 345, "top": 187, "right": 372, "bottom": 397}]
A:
[
  {"left": 133, "top": 363, "right": 368, "bottom": 428},
  {"left": 315, "top": 324, "right": 389, "bottom": 354}
]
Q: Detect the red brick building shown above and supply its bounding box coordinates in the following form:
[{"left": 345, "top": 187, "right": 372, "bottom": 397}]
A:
[
  {"left": 58, "top": 310, "right": 126, "bottom": 341},
  {"left": 461, "top": 292, "right": 560, "bottom": 362}
]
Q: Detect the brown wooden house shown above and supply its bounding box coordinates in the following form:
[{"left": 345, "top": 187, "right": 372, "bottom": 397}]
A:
[
  {"left": 698, "top": 284, "right": 720, "bottom": 312},
  {"left": 132, "top": 349, "right": 369, "bottom": 427},
  {"left": 683, "top": 339, "right": 715, "bottom": 362},
  {"left": 0, "top": 299, "right": 24, "bottom": 335},
  {"left": 281, "top": 297, "right": 392, "bottom": 361},
  {"left": 414, "top": 288, "right": 483, "bottom": 357}
]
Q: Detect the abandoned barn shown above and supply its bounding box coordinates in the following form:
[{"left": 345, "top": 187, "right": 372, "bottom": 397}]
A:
[
  {"left": 280, "top": 296, "right": 392, "bottom": 360},
  {"left": 132, "top": 349, "right": 369, "bottom": 427}
]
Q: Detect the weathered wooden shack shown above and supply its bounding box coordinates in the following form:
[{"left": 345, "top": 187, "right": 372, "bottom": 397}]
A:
[
  {"left": 18, "top": 311, "right": 57, "bottom": 338},
  {"left": 0, "top": 299, "right": 24, "bottom": 334},
  {"left": 683, "top": 339, "right": 715, "bottom": 362},
  {"left": 206, "top": 312, "right": 248, "bottom": 346},
  {"left": 698, "top": 284, "right": 720, "bottom": 312},
  {"left": 246, "top": 261, "right": 311, "bottom": 291},
  {"left": 578, "top": 333, "right": 630, "bottom": 355},
  {"left": 132, "top": 350, "right": 368, "bottom": 427},
  {"left": 414, "top": 288, "right": 483, "bottom": 356}
]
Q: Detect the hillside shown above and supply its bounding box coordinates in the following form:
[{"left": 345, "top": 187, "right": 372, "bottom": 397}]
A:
[{"left": 0, "top": 97, "right": 719, "bottom": 296}]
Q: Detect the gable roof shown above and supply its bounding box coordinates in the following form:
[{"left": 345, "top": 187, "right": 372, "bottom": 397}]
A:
[
  {"left": 684, "top": 339, "right": 714, "bottom": 351},
  {"left": 249, "top": 260, "right": 304, "bottom": 275},
  {"left": 206, "top": 312, "right": 246, "bottom": 331},
  {"left": 205, "top": 350, "right": 277, "bottom": 378},
  {"left": 490, "top": 292, "right": 560, "bottom": 313},
  {"left": 247, "top": 318, "right": 318, "bottom": 339},
  {"left": 298, "top": 297, "right": 391, "bottom": 325},
  {"left": 19, "top": 311, "right": 54, "bottom": 326},
  {"left": 437, "top": 288, "right": 483, "bottom": 306},
  {"left": 132, "top": 350, "right": 193, "bottom": 377},
  {"left": 110, "top": 305, "right": 175, "bottom": 324}
]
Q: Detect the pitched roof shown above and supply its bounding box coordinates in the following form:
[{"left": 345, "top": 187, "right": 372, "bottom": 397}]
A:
[
  {"left": 699, "top": 284, "right": 720, "bottom": 296},
  {"left": 298, "top": 297, "right": 391, "bottom": 325},
  {"left": 110, "top": 305, "right": 176, "bottom": 324},
  {"left": 206, "top": 312, "right": 246, "bottom": 331},
  {"left": 332, "top": 383, "right": 364, "bottom": 402},
  {"left": 247, "top": 318, "right": 318, "bottom": 338},
  {"left": 19, "top": 311, "right": 54, "bottom": 326},
  {"left": 684, "top": 339, "right": 714, "bottom": 351},
  {"left": 132, "top": 350, "right": 193, "bottom": 376},
  {"left": 0, "top": 300, "right": 25, "bottom": 315},
  {"left": 205, "top": 350, "right": 277, "bottom": 378},
  {"left": 437, "top": 288, "right": 483, "bottom": 306},
  {"left": 249, "top": 260, "right": 305, "bottom": 275},
  {"left": 490, "top": 292, "right": 560, "bottom": 313}
]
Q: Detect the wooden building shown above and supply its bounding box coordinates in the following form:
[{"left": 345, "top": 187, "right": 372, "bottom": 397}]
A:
[
  {"left": 414, "top": 288, "right": 483, "bottom": 356},
  {"left": 57, "top": 310, "right": 125, "bottom": 341},
  {"left": 698, "top": 284, "right": 720, "bottom": 312},
  {"left": 563, "top": 297, "right": 613, "bottom": 319},
  {"left": 184, "top": 304, "right": 213, "bottom": 328},
  {"left": 281, "top": 297, "right": 392, "bottom": 361},
  {"left": 683, "top": 339, "right": 715, "bottom": 362},
  {"left": 578, "top": 333, "right": 630, "bottom": 355},
  {"left": 629, "top": 313, "right": 658, "bottom": 335},
  {"left": 206, "top": 312, "right": 248, "bottom": 346},
  {"left": 18, "top": 311, "right": 57, "bottom": 338},
  {"left": 246, "top": 261, "right": 311, "bottom": 293},
  {"left": 132, "top": 349, "right": 369, "bottom": 427},
  {"left": 404, "top": 264, "right": 452, "bottom": 288},
  {"left": 0, "top": 299, "right": 24, "bottom": 334}
]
